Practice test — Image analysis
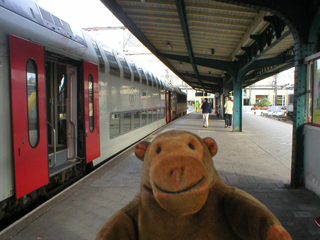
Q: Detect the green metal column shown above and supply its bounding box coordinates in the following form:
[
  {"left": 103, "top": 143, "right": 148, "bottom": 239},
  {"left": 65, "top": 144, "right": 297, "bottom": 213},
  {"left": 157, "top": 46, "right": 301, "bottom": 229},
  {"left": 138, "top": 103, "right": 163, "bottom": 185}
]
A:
[
  {"left": 233, "top": 77, "right": 243, "bottom": 132},
  {"left": 291, "top": 44, "right": 309, "bottom": 187}
]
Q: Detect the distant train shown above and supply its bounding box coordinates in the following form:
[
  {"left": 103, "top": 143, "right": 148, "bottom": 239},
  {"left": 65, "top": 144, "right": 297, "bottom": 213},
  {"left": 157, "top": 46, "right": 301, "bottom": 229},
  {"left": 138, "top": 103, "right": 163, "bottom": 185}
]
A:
[{"left": 0, "top": 0, "right": 187, "bottom": 221}]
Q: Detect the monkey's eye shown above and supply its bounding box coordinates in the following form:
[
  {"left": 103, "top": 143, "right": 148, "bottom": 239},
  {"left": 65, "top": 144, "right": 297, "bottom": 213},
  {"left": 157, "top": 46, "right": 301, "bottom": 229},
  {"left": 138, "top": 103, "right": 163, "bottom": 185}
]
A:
[
  {"left": 156, "top": 146, "right": 162, "bottom": 154},
  {"left": 188, "top": 143, "right": 195, "bottom": 150}
]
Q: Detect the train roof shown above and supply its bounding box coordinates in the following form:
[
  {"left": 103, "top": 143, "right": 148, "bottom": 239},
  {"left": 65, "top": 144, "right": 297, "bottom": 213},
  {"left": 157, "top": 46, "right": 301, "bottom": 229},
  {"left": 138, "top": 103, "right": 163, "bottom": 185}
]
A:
[
  {"left": 0, "top": 0, "right": 171, "bottom": 88},
  {"left": 0, "top": 0, "right": 87, "bottom": 45}
]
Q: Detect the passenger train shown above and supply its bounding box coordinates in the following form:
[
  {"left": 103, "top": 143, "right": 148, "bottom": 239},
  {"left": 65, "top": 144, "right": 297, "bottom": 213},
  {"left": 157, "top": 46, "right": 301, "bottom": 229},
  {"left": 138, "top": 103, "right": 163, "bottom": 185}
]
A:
[{"left": 0, "top": 0, "right": 187, "bottom": 222}]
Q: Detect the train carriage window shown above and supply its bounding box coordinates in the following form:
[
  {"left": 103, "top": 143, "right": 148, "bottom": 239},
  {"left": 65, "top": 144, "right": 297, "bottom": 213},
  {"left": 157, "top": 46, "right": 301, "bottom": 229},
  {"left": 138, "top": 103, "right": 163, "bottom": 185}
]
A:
[
  {"left": 88, "top": 74, "right": 94, "bottom": 132},
  {"left": 124, "top": 112, "right": 132, "bottom": 132},
  {"left": 160, "top": 108, "right": 165, "bottom": 118},
  {"left": 153, "top": 109, "right": 157, "bottom": 121},
  {"left": 27, "top": 59, "right": 40, "bottom": 148},
  {"left": 52, "top": 14, "right": 63, "bottom": 28},
  {"left": 103, "top": 46, "right": 120, "bottom": 77},
  {"left": 110, "top": 113, "right": 120, "bottom": 137},
  {"left": 139, "top": 68, "right": 147, "bottom": 85},
  {"left": 148, "top": 110, "right": 152, "bottom": 123},
  {"left": 157, "top": 108, "right": 161, "bottom": 120},
  {"left": 141, "top": 110, "right": 147, "bottom": 125},
  {"left": 61, "top": 20, "right": 72, "bottom": 34},
  {"left": 117, "top": 54, "right": 131, "bottom": 80},
  {"left": 129, "top": 62, "right": 140, "bottom": 83},
  {"left": 39, "top": 7, "right": 54, "bottom": 24},
  {"left": 92, "top": 40, "right": 105, "bottom": 73},
  {"left": 153, "top": 75, "right": 158, "bottom": 89},
  {"left": 134, "top": 111, "right": 140, "bottom": 128}
]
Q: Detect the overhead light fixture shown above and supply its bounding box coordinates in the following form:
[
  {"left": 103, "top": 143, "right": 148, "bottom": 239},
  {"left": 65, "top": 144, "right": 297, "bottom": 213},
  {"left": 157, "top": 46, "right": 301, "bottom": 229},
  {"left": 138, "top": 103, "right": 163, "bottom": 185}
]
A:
[
  {"left": 167, "top": 42, "right": 173, "bottom": 50},
  {"left": 211, "top": 48, "right": 215, "bottom": 54}
]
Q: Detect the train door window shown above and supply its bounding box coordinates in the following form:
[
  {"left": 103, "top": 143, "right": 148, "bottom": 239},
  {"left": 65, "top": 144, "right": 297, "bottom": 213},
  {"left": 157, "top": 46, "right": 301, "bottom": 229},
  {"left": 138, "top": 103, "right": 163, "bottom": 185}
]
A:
[
  {"left": 130, "top": 62, "right": 140, "bottom": 83},
  {"left": 110, "top": 113, "right": 120, "bottom": 137},
  {"left": 124, "top": 112, "right": 132, "bottom": 132},
  {"left": 153, "top": 109, "right": 157, "bottom": 121},
  {"left": 57, "top": 64, "right": 67, "bottom": 146},
  {"left": 91, "top": 40, "right": 105, "bottom": 73},
  {"left": 27, "top": 59, "right": 40, "bottom": 148},
  {"left": 139, "top": 68, "right": 147, "bottom": 85},
  {"left": 117, "top": 54, "right": 131, "bottom": 80},
  {"left": 148, "top": 110, "right": 152, "bottom": 123},
  {"left": 134, "top": 111, "right": 140, "bottom": 129},
  {"left": 88, "top": 74, "right": 94, "bottom": 132},
  {"left": 141, "top": 110, "right": 147, "bottom": 125},
  {"left": 103, "top": 46, "right": 120, "bottom": 77}
]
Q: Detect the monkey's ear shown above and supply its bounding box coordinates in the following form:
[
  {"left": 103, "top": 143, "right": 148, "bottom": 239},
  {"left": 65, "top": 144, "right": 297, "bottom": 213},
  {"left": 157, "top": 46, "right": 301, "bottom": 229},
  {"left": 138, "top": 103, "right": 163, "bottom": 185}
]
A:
[
  {"left": 134, "top": 141, "right": 150, "bottom": 161},
  {"left": 203, "top": 137, "right": 218, "bottom": 157}
]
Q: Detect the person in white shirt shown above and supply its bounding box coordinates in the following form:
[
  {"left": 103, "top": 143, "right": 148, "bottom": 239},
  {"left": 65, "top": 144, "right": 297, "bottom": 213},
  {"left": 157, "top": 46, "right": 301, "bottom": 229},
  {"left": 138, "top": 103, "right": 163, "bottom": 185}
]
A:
[{"left": 224, "top": 97, "right": 234, "bottom": 128}]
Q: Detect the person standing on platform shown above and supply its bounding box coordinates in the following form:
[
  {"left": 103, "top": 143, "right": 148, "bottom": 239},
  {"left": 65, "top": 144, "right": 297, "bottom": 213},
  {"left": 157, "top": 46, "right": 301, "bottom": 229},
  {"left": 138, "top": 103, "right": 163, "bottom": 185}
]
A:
[
  {"left": 201, "top": 98, "right": 210, "bottom": 128},
  {"left": 216, "top": 106, "right": 221, "bottom": 119},
  {"left": 196, "top": 101, "right": 200, "bottom": 113},
  {"left": 224, "top": 97, "right": 234, "bottom": 128}
]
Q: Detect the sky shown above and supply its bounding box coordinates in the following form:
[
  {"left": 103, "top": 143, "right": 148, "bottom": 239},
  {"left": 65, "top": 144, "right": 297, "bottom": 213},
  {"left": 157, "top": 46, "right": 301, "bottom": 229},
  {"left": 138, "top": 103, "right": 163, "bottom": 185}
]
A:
[{"left": 36, "top": 0, "right": 123, "bottom": 29}]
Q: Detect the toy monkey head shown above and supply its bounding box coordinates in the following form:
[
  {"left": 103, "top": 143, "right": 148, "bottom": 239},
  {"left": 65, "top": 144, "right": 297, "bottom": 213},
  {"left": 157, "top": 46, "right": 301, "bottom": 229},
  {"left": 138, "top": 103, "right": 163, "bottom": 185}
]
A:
[{"left": 134, "top": 130, "right": 219, "bottom": 217}]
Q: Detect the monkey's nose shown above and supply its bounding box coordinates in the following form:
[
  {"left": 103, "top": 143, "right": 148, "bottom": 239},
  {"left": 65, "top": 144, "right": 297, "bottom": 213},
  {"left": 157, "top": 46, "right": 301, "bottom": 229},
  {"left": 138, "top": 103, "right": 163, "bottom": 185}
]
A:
[
  {"left": 170, "top": 167, "right": 185, "bottom": 176},
  {"left": 170, "top": 167, "right": 185, "bottom": 189}
]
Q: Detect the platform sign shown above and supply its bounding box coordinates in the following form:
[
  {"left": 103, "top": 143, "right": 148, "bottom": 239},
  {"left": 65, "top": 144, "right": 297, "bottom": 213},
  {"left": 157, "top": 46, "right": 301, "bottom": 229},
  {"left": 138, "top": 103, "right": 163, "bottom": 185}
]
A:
[{"left": 10, "top": 35, "right": 49, "bottom": 199}]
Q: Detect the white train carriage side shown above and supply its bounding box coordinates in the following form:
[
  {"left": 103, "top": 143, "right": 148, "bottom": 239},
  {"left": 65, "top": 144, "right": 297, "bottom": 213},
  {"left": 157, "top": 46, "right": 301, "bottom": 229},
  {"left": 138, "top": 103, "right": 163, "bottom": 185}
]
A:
[{"left": 0, "top": 0, "right": 183, "bottom": 221}]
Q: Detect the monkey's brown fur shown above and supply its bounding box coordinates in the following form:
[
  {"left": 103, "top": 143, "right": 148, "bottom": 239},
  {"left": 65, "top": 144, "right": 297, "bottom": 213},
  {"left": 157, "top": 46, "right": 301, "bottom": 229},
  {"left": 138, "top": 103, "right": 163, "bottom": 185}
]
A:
[{"left": 96, "top": 130, "right": 292, "bottom": 240}]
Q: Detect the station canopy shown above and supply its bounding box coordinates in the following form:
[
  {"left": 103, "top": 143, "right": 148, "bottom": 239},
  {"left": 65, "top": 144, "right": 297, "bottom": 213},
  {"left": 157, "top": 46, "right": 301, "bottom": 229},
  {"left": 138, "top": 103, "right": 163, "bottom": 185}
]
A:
[{"left": 101, "top": 0, "right": 295, "bottom": 94}]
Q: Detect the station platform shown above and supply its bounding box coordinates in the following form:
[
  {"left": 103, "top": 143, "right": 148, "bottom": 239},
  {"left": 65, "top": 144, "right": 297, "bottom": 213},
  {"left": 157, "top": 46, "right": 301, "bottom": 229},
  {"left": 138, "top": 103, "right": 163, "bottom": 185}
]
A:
[{"left": 1, "top": 112, "right": 320, "bottom": 239}]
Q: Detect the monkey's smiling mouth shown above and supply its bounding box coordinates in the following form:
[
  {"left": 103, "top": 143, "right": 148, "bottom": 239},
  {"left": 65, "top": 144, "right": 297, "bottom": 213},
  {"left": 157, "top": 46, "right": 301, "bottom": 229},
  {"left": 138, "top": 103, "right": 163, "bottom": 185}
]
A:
[{"left": 154, "top": 176, "right": 206, "bottom": 194}]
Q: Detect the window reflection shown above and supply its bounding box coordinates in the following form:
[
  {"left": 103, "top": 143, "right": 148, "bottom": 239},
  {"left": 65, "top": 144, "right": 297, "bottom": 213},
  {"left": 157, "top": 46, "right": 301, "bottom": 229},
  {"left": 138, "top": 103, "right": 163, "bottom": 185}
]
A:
[
  {"left": 134, "top": 111, "right": 140, "bottom": 129},
  {"left": 103, "top": 46, "right": 120, "bottom": 77},
  {"left": 89, "top": 74, "right": 94, "bottom": 132},
  {"left": 110, "top": 113, "right": 120, "bottom": 137},
  {"left": 141, "top": 110, "right": 147, "bottom": 125},
  {"left": 57, "top": 64, "right": 67, "bottom": 145},
  {"left": 124, "top": 112, "right": 131, "bottom": 132},
  {"left": 27, "top": 59, "right": 39, "bottom": 148}
]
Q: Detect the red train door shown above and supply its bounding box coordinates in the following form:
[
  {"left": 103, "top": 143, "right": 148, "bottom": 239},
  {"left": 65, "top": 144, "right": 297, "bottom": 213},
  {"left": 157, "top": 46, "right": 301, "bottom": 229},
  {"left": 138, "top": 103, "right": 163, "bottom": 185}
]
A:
[
  {"left": 84, "top": 61, "right": 100, "bottom": 163},
  {"left": 10, "top": 35, "right": 49, "bottom": 199}
]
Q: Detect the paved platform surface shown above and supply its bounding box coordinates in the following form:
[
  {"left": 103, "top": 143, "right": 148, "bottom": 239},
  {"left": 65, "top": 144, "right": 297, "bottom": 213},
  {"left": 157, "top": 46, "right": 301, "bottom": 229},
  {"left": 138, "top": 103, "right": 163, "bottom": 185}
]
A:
[{"left": 1, "top": 112, "right": 320, "bottom": 239}]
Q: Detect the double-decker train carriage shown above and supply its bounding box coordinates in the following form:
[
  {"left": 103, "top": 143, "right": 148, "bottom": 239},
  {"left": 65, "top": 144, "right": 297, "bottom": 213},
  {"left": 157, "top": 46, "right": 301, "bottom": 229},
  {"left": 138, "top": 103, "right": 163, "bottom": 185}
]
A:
[{"left": 0, "top": 0, "right": 187, "bottom": 222}]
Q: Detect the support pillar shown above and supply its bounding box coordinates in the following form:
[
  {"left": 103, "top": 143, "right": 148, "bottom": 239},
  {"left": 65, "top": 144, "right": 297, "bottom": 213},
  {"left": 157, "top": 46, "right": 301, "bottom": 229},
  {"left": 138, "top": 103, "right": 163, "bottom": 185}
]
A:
[
  {"left": 233, "top": 77, "right": 243, "bottom": 132},
  {"left": 291, "top": 60, "right": 307, "bottom": 187}
]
